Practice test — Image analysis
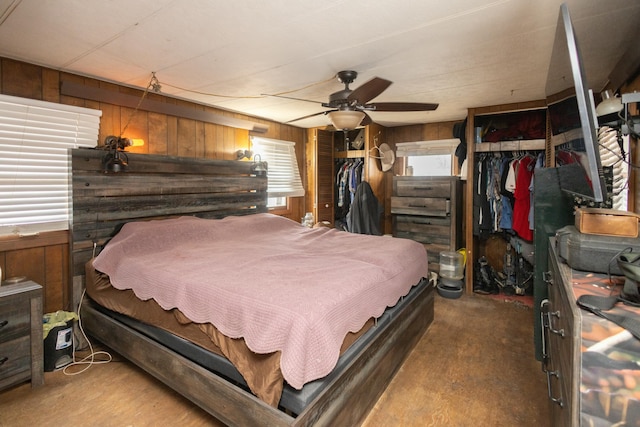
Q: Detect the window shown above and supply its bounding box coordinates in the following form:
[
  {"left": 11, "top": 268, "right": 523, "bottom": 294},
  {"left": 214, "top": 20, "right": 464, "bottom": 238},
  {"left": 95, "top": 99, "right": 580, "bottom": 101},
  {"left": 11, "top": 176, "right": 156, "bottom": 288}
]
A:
[
  {"left": 251, "top": 137, "right": 304, "bottom": 208},
  {"left": 396, "top": 139, "right": 459, "bottom": 177},
  {"left": 0, "top": 94, "right": 102, "bottom": 237}
]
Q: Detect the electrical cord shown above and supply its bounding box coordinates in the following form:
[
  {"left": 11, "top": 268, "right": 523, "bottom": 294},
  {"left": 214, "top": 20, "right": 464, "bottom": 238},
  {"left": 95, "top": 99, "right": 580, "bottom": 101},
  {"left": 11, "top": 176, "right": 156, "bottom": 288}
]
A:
[
  {"left": 158, "top": 73, "right": 337, "bottom": 99},
  {"left": 62, "top": 288, "right": 112, "bottom": 376}
]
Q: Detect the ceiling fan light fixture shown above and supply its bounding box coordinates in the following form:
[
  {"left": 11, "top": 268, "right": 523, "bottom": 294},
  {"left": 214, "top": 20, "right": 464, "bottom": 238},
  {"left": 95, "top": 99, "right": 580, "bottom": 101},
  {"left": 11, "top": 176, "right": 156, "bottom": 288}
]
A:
[{"left": 328, "top": 110, "right": 365, "bottom": 130}]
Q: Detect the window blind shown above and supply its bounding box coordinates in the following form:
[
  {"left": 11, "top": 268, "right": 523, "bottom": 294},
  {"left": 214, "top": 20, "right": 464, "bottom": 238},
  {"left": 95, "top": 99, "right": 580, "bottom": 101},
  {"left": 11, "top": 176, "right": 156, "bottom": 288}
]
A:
[
  {"left": 0, "top": 94, "right": 102, "bottom": 236},
  {"left": 251, "top": 136, "right": 305, "bottom": 198}
]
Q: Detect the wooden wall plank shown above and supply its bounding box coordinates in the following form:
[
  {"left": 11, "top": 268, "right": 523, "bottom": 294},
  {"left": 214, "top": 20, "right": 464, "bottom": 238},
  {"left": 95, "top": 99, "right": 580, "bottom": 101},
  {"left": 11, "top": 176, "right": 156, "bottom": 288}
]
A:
[
  {"left": 1, "top": 60, "right": 41, "bottom": 99},
  {"left": 44, "top": 245, "right": 66, "bottom": 312}
]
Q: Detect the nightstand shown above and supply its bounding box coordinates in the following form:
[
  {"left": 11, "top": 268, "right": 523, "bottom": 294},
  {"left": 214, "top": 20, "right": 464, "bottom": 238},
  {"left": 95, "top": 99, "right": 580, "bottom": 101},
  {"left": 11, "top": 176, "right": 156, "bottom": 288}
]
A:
[{"left": 0, "top": 280, "right": 44, "bottom": 391}]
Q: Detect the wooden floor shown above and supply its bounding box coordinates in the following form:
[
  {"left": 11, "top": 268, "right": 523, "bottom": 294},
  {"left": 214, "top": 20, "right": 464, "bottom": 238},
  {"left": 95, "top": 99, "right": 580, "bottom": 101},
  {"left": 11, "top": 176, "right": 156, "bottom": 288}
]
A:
[{"left": 0, "top": 293, "right": 550, "bottom": 427}]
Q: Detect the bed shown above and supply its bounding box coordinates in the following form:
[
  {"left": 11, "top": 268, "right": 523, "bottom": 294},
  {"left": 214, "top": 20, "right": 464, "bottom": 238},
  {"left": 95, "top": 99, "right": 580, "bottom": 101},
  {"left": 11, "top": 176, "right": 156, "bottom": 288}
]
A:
[{"left": 70, "top": 148, "right": 434, "bottom": 426}]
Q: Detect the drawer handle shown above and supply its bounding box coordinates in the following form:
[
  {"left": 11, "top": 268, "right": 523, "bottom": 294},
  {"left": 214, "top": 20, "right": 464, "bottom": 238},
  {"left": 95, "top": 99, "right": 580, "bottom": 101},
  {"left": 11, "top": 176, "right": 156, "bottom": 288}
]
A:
[
  {"left": 546, "top": 311, "right": 565, "bottom": 337},
  {"left": 408, "top": 204, "right": 427, "bottom": 208},
  {"left": 0, "top": 356, "right": 8, "bottom": 366},
  {"left": 412, "top": 186, "right": 433, "bottom": 191},
  {"left": 0, "top": 320, "right": 8, "bottom": 329},
  {"left": 543, "top": 271, "right": 553, "bottom": 286},
  {"left": 540, "top": 299, "right": 550, "bottom": 372},
  {"left": 545, "top": 369, "right": 564, "bottom": 407}
]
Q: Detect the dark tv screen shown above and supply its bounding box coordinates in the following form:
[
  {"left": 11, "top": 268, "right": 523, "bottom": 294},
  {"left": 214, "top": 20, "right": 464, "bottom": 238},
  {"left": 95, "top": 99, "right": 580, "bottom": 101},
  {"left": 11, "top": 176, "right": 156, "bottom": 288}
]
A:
[{"left": 545, "top": 3, "right": 607, "bottom": 203}]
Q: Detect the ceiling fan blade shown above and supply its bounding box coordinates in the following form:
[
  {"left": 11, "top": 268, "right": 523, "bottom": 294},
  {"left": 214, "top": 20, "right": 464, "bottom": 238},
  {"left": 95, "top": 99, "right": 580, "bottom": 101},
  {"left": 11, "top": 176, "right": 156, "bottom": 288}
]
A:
[
  {"left": 262, "top": 93, "right": 320, "bottom": 105},
  {"left": 367, "top": 102, "right": 439, "bottom": 112},
  {"left": 361, "top": 112, "right": 373, "bottom": 126},
  {"left": 347, "top": 77, "right": 392, "bottom": 104},
  {"left": 285, "top": 110, "right": 335, "bottom": 124}
]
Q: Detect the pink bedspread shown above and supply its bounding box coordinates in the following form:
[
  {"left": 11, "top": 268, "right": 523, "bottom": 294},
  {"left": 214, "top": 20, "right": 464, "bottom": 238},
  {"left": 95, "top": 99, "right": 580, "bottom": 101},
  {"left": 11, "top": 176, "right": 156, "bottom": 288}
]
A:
[{"left": 92, "top": 213, "right": 428, "bottom": 389}]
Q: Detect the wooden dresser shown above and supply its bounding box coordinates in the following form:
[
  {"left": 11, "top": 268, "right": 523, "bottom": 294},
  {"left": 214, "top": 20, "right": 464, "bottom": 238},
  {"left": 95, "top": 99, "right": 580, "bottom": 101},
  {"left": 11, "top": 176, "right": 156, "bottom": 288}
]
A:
[
  {"left": 391, "top": 176, "right": 462, "bottom": 273},
  {"left": 543, "top": 238, "right": 640, "bottom": 425},
  {"left": 0, "top": 280, "right": 44, "bottom": 391}
]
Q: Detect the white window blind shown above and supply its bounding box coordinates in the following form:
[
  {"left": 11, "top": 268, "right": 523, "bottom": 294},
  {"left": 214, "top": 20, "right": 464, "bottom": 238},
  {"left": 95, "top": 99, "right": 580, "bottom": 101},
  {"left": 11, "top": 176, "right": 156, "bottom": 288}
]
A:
[
  {"left": 251, "top": 136, "right": 305, "bottom": 198},
  {"left": 0, "top": 94, "right": 102, "bottom": 236}
]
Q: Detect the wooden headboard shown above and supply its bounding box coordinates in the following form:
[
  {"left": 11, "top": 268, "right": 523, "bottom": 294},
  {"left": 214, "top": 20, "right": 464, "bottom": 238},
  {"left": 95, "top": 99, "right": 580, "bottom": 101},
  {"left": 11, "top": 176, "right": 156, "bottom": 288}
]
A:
[{"left": 69, "top": 148, "right": 267, "bottom": 306}]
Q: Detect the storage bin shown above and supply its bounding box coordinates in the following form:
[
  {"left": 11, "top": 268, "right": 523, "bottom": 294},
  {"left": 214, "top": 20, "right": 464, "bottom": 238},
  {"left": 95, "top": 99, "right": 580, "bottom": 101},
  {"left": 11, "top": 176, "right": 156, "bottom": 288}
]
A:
[
  {"left": 439, "top": 251, "right": 464, "bottom": 280},
  {"left": 43, "top": 311, "right": 77, "bottom": 372},
  {"left": 556, "top": 225, "right": 640, "bottom": 275}
]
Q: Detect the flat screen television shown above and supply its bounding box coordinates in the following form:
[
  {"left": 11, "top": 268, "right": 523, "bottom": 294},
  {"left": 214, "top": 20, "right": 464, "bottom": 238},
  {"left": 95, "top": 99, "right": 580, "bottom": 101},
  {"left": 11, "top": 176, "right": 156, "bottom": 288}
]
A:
[{"left": 546, "top": 3, "right": 608, "bottom": 203}]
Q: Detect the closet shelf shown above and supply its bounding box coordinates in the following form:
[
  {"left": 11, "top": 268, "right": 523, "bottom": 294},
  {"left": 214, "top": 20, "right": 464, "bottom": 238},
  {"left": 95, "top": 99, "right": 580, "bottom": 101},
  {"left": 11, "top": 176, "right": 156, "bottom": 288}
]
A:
[
  {"left": 334, "top": 150, "right": 365, "bottom": 159},
  {"left": 550, "top": 128, "right": 582, "bottom": 147},
  {"left": 474, "top": 139, "right": 546, "bottom": 152}
]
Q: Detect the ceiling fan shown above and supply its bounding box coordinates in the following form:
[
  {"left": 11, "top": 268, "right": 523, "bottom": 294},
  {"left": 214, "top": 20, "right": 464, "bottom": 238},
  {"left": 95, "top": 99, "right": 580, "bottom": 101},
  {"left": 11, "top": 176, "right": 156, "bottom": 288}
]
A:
[{"left": 281, "top": 70, "right": 439, "bottom": 130}]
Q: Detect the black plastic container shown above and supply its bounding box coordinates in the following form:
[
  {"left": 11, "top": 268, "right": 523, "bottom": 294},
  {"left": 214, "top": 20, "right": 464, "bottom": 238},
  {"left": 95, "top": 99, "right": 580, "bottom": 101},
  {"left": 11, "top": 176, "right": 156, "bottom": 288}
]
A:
[{"left": 43, "top": 320, "right": 74, "bottom": 372}]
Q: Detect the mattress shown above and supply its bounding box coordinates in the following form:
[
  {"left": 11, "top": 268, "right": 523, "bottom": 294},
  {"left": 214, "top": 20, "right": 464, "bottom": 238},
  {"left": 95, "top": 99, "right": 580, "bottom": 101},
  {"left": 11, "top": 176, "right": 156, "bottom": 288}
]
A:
[{"left": 90, "top": 213, "right": 429, "bottom": 405}]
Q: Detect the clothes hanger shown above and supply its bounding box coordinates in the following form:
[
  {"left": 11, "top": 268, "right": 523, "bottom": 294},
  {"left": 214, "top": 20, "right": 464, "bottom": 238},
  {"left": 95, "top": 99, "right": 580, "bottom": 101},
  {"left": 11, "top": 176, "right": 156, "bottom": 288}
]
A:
[{"left": 368, "top": 131, "right": 385, "bottom": 159}]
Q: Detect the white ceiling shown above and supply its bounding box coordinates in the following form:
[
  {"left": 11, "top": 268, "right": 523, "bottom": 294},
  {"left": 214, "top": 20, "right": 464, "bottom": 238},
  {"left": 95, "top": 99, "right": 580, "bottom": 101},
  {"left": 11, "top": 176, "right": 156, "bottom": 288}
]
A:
[{"left": 0, "top": 0, "right": 638, "bottom": 129}]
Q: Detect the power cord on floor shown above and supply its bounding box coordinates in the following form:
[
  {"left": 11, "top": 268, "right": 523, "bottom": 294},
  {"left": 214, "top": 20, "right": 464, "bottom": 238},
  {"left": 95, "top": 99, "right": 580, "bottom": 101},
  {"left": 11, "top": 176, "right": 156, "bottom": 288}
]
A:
[{"left": 62, "top": 288, "right": 112, "bottom": 376}]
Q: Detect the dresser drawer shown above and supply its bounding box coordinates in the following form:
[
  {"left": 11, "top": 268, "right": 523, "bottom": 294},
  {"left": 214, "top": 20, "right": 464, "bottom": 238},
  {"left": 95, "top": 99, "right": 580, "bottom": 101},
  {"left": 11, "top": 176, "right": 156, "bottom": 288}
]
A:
[
  {"left": 546, "top": 243, "right": 576, "bottom": 426},
  {"left": 393, "top": 178, "right": 452, "bottom": 198},
  {"left": 0, "top": 335, "right": 31, "bottom": 382},
  {"left": 390, "top": 197, "right": 450, "bottom": 217},
  {"left": 0, "top": 296, "right": 30, "bottom": 344},
  {"left": 393, "top": 216, "right": 451, "bottom": 244}
]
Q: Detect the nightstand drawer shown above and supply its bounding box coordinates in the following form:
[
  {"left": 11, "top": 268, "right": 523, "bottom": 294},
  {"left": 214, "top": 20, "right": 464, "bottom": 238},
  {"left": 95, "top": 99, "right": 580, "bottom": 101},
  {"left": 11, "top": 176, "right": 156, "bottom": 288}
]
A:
[
  {"left": 0, "top": 281, "right": 44, "bottom": 390},
  {"left": 0, "top": 297, "right": 31, "bottom": 343},
  {"left": 0, "top": 335, "right": 31, "bottom": 382}
]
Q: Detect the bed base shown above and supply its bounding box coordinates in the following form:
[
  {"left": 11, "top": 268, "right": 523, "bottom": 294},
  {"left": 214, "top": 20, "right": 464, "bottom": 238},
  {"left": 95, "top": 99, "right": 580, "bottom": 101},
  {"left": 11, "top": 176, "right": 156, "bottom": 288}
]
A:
[{"left": 80, "top": 282, "right": 434, "bottom": 426}]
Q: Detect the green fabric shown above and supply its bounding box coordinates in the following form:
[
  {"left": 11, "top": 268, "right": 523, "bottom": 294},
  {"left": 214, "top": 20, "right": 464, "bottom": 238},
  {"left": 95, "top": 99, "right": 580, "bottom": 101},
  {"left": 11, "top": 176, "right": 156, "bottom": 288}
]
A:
[{"left": 43, "top": 311, "right": 78, "bottom": 339}]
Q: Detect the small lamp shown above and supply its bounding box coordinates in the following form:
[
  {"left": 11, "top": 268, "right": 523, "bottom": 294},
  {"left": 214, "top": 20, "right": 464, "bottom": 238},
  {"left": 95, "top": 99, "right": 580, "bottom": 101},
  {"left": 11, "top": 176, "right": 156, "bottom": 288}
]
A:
[
  {"left": 102, "top": 149, "right": 128, "bottom": 173},
  {"left": 236, "top": 149, "right": 254, "bottom": 160},
  {"left": 328, "top": 110, "right": 365, "bottom": 130},
  {"left": 100, "top": 136, "right": 144, "bottom": 173},
  {"left": 251, "top": 154, "right": 267, "bottom": 177},
  {"left": 596, "top": 90, "right": 623, "bottom": 117}
]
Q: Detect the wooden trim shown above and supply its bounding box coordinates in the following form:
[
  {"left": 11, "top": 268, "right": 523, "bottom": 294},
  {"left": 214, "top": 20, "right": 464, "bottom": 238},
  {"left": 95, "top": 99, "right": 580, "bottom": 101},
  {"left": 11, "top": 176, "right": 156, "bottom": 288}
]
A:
[
  {"left": 60, "top": 81, "right": 269, "bottom": 133},
  {"left": 0, "top": 230, "right": 68, "bottom": 252}
]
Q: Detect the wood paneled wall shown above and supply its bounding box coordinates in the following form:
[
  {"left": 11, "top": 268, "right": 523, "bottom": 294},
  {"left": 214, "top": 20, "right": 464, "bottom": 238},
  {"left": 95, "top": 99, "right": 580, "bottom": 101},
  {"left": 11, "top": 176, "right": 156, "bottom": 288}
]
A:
[{"left": 0, "top": 57, "right": 305, "bottom": 312}]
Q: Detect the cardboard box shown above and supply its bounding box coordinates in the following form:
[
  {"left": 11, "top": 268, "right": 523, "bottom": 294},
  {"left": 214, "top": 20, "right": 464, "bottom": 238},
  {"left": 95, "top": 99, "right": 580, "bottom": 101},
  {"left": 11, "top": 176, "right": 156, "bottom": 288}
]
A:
[{"left": 575, "top": 208, "right": 640, "bottom": 238}]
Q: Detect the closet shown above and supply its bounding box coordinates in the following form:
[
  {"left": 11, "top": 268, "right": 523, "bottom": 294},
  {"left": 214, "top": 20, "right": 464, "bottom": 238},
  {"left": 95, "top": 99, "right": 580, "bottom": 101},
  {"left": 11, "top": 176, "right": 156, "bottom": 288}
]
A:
[
  {"left": 464, "top": 102, "right": 548, "bottom": 294},
  {"left": 305, "top": 124, "right": 387, "bottom": 230}
]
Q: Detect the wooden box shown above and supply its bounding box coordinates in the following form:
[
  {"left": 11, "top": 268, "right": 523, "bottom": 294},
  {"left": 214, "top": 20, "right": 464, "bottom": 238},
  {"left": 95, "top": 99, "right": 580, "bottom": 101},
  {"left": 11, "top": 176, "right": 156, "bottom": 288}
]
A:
[{"left": 574, "top": 208, "right": 640, "bottom": 237}]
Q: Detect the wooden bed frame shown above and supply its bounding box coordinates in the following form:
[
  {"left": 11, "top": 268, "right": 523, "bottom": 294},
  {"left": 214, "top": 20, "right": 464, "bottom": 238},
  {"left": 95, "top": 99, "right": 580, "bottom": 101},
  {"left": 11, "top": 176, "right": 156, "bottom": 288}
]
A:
[{"left": 70, "top": 148, "right": 434, "bottom": 426}]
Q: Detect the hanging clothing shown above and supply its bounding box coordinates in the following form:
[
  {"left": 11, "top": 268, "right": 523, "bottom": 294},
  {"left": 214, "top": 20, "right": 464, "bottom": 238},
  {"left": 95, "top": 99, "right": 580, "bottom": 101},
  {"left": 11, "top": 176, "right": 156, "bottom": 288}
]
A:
[
  {"left": 512, "top": 154, "right": 535, "bottom": 241},
  {"left": 473, "top": 151, "right": 542, "bottom": 241},
  {"left": 335, "top": 159, "right": 363, "bottom": 224},
  {"left": 346, "top": 181, "right": 383, "bottom": 235}
]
